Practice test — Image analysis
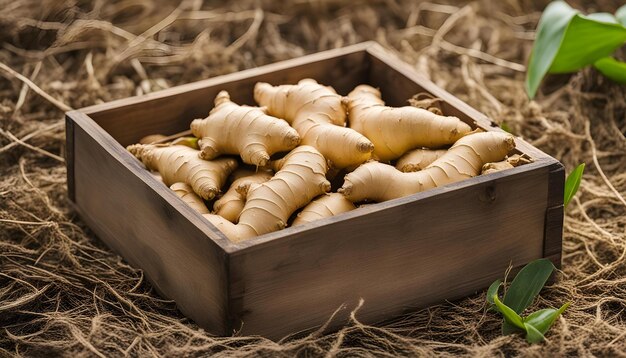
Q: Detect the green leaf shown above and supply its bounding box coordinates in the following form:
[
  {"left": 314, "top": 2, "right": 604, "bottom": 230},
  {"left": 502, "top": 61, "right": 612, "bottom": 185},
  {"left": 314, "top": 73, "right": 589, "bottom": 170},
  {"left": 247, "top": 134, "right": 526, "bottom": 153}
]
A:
[
  {"left": 585, "top": 12, "right": 620, "bottom": 24},
  {"left": 487, "top": 280, "right": 502, "bottom": 310},
  {"left": 524, "top": 302, "right": 570, "bottom": 335},
  {"left": 502, "top": 320, "right": 525, "bottom": 335},
  {"left": 500, "top": 122, "right": 513, "bottom": 134},
  {"left": 617, "top": 4, "right": 626, "bottom": 26},
  {"left": 525, "top": 1, "right": 626, "bottom": 98},
  {"left": 549, "top": 14, "right": 626, "bottom": 73},
  {"left": 503, "top": 259, "right": 555, "bottom": 314},
  {"left": 524, "top": 322, "right": 546, "bottom": 343},
  {"left": 526, "top": 1, "right": 579, "bottom": 98},
  {"left": 564, "top": 163, "right": 585, "bottom": 207},
  {"left": 594, "top": 57, "right": 626, "bottom": 84},
  {"left": 523, "top": 303, "right": 569, "bottom": 343},
  {"left": 493, "top": 294, "right": 526, "bottom": 331}
]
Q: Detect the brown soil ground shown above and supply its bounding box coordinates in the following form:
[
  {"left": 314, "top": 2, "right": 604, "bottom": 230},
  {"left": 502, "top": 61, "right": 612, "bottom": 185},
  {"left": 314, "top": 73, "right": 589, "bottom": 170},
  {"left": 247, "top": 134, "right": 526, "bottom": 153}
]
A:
[{"left": 1, "top": 0, "right": 625, "bottom": 356}]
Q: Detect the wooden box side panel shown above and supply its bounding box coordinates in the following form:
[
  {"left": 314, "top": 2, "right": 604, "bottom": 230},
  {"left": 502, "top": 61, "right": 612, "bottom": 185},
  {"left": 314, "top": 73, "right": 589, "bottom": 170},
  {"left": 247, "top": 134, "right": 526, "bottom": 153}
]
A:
[
  {"left": 83, "top": 48, "right": 370, "bottom": 147},
  {"left": 229, "top": 163, "right": 550, "bottom": 339},
  {"left": 544, "top": 162, "right": 565, "bottom": 267},
  {"left": 70, "top": 114, "right": 231, "bottom": 335},
  {"left": 65, "top": 115, "right": 75, "bottom": 202}
]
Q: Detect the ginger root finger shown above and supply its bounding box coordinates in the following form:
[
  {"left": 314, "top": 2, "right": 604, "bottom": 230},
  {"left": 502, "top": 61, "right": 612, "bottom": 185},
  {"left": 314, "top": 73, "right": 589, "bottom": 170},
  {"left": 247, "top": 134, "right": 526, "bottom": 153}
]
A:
[
  {"left": 340, "top": 132, "right": 515, "bottom": 202},
  {"left": 346, "top": 84, "right": 472, "bottom": 161},
  {"left": 254, "top": 79, "right": 374, "bottom": 168},
  {"left": 139, "top": 134, "right": 167, "bottom": 144},
  {"left": 204, "top": 146, "right": 331, "bottom": 242},
  {"left": 481, "top": 154, "right": 532, "bottom": 175},
  {"left": 170, "top": 183, "right": 209, "bottom": 214},
  {"left": 481, "top": 161, "right": 514, "bottom": 175},
  {"left": 292, "top": 193, "right": 356, "bottom": 226},
  {"left": 139, "top": 134, "right": 199, "bottom": 149},
  {"left": 396, "top": 148, "right": 448, "bottom": 172},
  {"left": 127, "top": 144, "right": 237, "bottom": 200},
  {"left": 190, "top": 91, "right": 300, "bottom": 167},
  {"left": 213, "top": 170, "right": 273, "bottom": 223}
]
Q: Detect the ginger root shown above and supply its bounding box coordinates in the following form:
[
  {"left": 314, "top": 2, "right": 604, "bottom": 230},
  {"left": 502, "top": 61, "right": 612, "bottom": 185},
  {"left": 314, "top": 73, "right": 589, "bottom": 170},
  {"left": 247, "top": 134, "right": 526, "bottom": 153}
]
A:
[
  {"left": 139, "top": 134, "right": 167, "bottom": 144},
  {"left": 139, "top": 134, "right": 199, "bottom": 149},
  {"left": 481, "top": 154, "right": 533, "bottom": 175},
  {"left": 204, "top": 146, "right": 331, "bottom": 242},
  {"left": 396, "top": 148, "right": 447, "bottom": 172},
  {"left": 213, "top": 169, "right": 273, "bottom": 223},
  {"left": 191, "top": 91, "right": 300, "bottom": 167},
  {"left": 254, "top": 79, "right": 374, "bottom": 168},
  {"left": 481, "top": 161, "right": 514, "bottom": 175},
  {"left": 347, "top": 85, "right": 472, "bottom": 161},
  {"left": 128, "top": 80, "right": 531, "bottom": 243},
  {"left": 292, "top": 193, "right": 356, "bottom": 226},
  {"left": 170, "top": 183, "right": 209, "bottom": 214},
  {"left": 340, "top": 132, "right": 515, "bottom": 202},
  {"left": 127, "top": 144, "right": 237, "bottom": 200}
]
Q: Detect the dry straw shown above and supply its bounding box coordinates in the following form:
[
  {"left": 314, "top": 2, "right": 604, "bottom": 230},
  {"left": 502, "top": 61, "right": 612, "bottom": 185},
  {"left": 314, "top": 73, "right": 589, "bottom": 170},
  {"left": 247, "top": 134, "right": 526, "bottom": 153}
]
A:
[{"left": 1, "top": 0, "right": 625, "bottom": 356}]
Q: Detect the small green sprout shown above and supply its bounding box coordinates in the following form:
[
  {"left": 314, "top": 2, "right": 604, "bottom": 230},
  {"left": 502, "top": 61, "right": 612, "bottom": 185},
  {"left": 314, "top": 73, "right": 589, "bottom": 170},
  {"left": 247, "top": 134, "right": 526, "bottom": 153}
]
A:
[{"left": 486, "top": 259, "right": 569, "bottom": 343}]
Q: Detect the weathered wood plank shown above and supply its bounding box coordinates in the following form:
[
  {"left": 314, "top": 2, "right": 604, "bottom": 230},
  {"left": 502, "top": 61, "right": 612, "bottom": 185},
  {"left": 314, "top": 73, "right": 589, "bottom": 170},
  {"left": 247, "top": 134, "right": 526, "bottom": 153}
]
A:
[
  {"left": 544, "top": 161, "right": 564, "bottom": 268},
  {"left": 544, "top": 206, "right": 564, "bottom": 262},
  {"left": 69, "top": 112, "right": 232, "bottom": 334},
  {"left": 65, "top": 114, "right": 76, "bottom": 202},
  {"left": 547, "top": 162, "right": 565, "bottom": 208},
  {"left": 229, "top": 163, "right": 549, "bottom": 339}
]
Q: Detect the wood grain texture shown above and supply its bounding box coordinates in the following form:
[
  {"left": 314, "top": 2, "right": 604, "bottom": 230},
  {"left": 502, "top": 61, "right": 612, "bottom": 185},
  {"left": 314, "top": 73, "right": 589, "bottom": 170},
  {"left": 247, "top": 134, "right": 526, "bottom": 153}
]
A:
[
  {"left": 69, "top": 111, "right": 231, "bottom": 335},
  {"left": 229, "top": 162, "right": 550, "bottom": 339},
  {"left": 545, "top": 253, "right": 562, "bottom": 270},
  {"left": 544, "top": 162, "right": 565, "bottom": 268},
  {"left": 544, "top": 206, "right": 564, "bottom": 260},
  {"left": 547, "top": 162, "right": 565, "bottom": 208},
  {"left": 65, "top": 115, "right": 75, "bottom": 202},
  {"left": 66, "top": 42, "right": 565, "bottom": 340}
]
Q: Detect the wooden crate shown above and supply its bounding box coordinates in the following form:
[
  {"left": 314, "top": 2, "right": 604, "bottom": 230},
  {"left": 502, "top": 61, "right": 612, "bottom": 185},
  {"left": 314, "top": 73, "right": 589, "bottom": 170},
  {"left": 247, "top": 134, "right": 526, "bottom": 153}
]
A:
[{"left": 65, "top": 42, "right": 564, "bottom": 340}]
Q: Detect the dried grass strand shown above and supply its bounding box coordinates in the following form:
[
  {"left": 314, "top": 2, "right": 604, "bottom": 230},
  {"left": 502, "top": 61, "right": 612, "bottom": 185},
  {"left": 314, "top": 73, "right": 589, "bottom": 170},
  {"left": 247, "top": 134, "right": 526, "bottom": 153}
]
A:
[
  {"left": 0, "top": 1, "right": 625, "bottom": 356},
  {"left": 0, "top": 61, "right": 72, "bottom": 112}
]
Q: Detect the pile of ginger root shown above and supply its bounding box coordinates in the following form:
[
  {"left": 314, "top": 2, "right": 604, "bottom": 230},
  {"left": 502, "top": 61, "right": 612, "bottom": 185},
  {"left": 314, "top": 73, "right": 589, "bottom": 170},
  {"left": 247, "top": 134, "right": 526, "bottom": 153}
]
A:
[{"left": 127, "top": 79, "right": 527, "bottom": 243}]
